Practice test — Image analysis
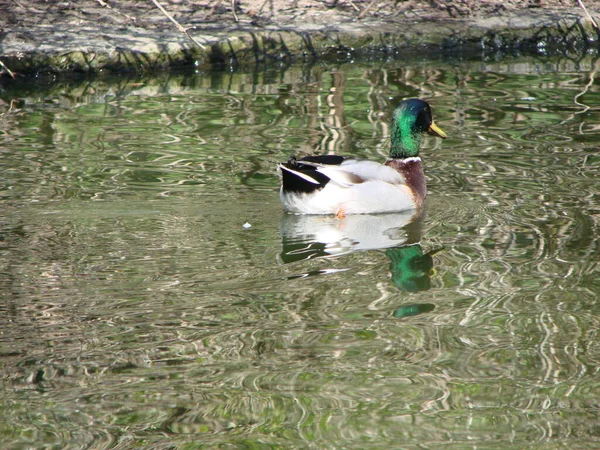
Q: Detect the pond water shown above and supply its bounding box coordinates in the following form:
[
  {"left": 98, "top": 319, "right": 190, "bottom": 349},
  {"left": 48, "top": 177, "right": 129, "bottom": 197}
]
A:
[{"left": 1, "top": 55, "right": 600, "bottom": 449}]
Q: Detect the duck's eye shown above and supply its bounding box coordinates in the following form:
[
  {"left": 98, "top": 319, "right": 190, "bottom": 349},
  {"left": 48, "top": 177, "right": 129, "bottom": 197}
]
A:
[{"left": 416, "top": 110, "right": 431, "bottom": 130}]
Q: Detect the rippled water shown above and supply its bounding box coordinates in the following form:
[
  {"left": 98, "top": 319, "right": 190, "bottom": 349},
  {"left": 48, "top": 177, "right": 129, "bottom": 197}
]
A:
[{"left": 2, "top": 56, "right": 600, "bottom": 449}]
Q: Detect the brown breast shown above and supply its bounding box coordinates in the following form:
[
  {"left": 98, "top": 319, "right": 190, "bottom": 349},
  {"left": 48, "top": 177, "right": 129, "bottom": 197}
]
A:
[{"left": 385, "top": 158, "right": 427, "bottom": 208}]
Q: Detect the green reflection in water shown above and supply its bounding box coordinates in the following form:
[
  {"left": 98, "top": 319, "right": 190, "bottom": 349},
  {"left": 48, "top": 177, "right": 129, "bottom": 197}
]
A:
[{"left": 2, "top": 56, "right": 600, "bottom": 449}]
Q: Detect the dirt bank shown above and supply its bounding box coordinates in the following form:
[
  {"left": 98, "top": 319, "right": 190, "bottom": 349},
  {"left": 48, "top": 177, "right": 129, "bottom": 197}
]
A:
[{"left": 0, "top": 0, "right": 599, "bottom": 75}]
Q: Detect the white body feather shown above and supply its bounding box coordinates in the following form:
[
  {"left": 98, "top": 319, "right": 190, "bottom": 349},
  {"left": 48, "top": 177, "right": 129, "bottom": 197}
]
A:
[
  {"left": 279, "top": 158, "right": 420, "bottom": 215},
  {"left": 316, "top": 159, "right": 406, "bottom": 186}
]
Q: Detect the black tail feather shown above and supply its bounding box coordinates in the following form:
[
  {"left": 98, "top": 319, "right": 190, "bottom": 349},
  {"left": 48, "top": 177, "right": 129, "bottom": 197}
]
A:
[{"left": 280, "top": 155, "right": 347, "bottom": 194}]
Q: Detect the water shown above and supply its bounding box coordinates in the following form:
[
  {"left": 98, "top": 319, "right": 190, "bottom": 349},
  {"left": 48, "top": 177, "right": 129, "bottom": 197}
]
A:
[{"left": 1, "top": 56, "right": 600, "bottom": 449}]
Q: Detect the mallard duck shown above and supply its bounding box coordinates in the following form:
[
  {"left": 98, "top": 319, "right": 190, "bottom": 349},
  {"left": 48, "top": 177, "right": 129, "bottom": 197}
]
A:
[{"left": 278, "top": 98, "right": 447, "bottom": 216}]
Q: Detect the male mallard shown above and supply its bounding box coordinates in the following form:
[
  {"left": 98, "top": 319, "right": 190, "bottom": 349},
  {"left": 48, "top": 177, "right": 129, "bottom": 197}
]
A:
[{"left": 278, "top": 98, "right": 447, "bottom": 216}]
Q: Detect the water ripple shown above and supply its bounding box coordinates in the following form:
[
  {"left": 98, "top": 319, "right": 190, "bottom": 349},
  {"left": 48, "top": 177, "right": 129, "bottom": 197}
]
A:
[{"left": 3, "top": 57, "right": 600, "bottom": 448}]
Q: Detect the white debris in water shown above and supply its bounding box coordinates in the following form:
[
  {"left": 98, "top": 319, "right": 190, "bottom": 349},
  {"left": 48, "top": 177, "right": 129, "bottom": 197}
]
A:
[{"left": 242, "top": 222, "right": 252, "bottom": 229}]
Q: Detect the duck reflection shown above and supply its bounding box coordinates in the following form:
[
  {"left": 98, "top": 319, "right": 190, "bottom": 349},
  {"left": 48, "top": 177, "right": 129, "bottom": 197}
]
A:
[
  {"left": 280, "top": 211, "right": 438, "bottom": 316},
  {"left": 386, "top": 244, "right": 440, "bottom": 292},
  {"left": 280, "top": 210, "right": 422, "bottom": 262}
]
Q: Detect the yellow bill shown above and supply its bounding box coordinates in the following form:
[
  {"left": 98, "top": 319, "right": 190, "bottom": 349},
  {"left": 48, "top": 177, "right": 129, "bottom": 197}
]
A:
[{"left": 428, "top": 122, "right": 447, "bottom": 139}]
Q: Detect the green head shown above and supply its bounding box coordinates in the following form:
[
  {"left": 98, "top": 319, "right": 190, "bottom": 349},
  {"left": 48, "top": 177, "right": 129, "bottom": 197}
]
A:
[{"left": 389, "top": 98, "right": 447, "bottom": 159}]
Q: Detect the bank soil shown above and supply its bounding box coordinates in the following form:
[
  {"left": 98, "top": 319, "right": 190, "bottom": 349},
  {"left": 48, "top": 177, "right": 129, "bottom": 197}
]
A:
[{"left": 0, "top": 0, "right": 598, "bottom": 75}]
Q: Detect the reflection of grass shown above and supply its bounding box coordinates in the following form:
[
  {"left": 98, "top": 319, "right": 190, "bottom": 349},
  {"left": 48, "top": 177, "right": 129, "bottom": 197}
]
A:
[
  {"left": 3, "top": 57, "right": 600, "bottom": 448},
  {"left": 3, "top": 57, "right": 600, "bottom": 203}
]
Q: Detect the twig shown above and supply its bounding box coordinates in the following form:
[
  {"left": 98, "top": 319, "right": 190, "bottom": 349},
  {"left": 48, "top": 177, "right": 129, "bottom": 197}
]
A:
[
  {"left": 96, "top": 0, "right": 137, "bottom": 22},
  {"left": 577, "top": 0, "right": 599, "bottom": 30},
  {"left": 347, "top": 0, "right": 360, "bottom": 12},
  {"left": 258, "top": 0, "right": 274, "bottom": 17},
  {"left": 231, "top": 0, "right": 238, "bottom": 22},
  {"left": 207, "top": 0, "right": 224, "bottom": 18},
  {"left": 150, "top": 0, "right": 206, "bottom": 49},
  {"left": 0, "top": 59, "right": 16, "bottom": 79},
  {"left": 357, "top": 0, "right": 377, "bottom": 19}
]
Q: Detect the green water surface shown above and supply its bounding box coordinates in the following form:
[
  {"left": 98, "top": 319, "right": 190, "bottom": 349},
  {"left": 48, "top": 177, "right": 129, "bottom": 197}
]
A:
[{"left": 1, "top": 56, "right": 600, "bottom": 449}]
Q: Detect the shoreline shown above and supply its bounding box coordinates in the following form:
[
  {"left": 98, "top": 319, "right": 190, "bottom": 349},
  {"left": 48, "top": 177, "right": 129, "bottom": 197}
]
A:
[{"left": 0, "top": 1, "right": 599, "bottom": 76}]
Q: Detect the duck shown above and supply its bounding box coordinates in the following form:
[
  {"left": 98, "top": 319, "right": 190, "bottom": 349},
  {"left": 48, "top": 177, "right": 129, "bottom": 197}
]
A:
[{"left": 277, "top": 98, "right": 447, "bottom": 217}]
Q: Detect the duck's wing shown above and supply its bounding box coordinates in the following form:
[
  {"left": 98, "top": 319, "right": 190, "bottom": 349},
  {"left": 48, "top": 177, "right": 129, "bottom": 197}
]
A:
[
  {"left": 278, "top": 155, "right": 347, "bottom": 193},
  {"left": 279, "top": 155, "right": 407, "bottom": 192},
  {"left": 328, "top": 159, "right": 406, "bottom": 186}
]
